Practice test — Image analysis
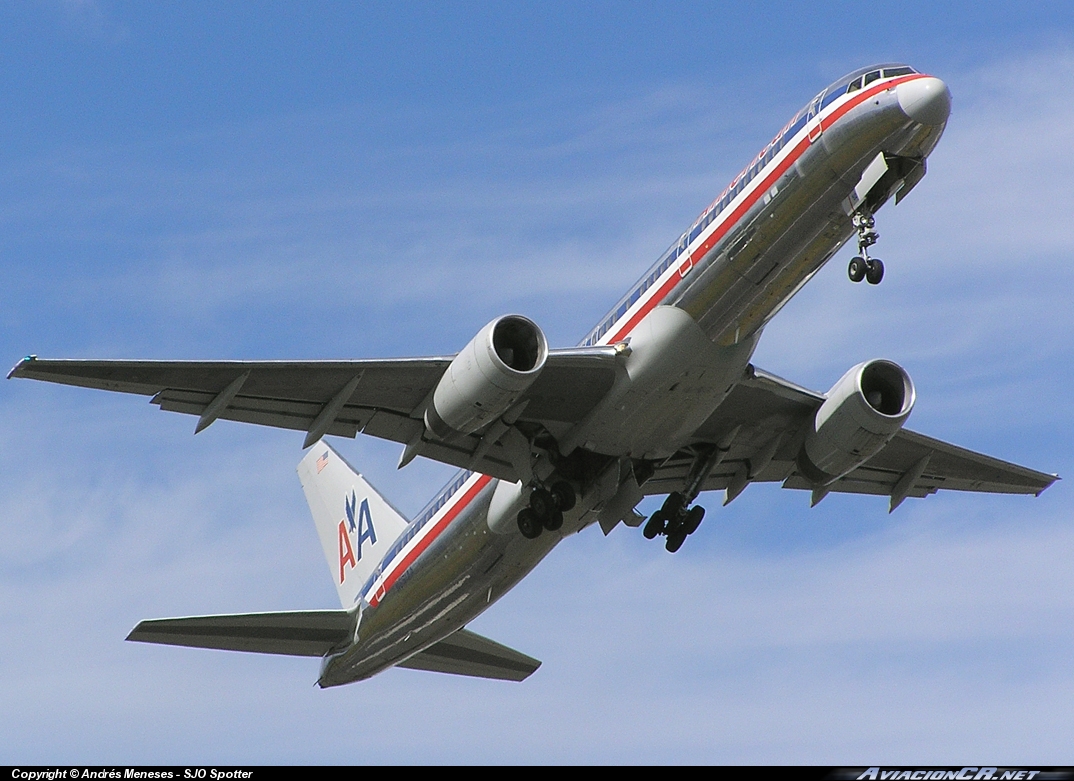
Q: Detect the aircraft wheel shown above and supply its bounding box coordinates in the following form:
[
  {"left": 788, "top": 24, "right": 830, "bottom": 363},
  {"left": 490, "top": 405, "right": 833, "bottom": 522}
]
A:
[
  {"left": 684, "top": 505, "right": 705, "bottom": 535},
  {"left": 666, "top": 531, "right": 687, "bottom": 553},
  {"left": 848, "top": 256, "right": 867, "bottom": 283},
  {"left": 865, "top": 258, "right": 884, "bottom": 285},
  {"left": 550, "top": 481, "right": 576, "bottom": 512},
  {"left": 529, "top": 488, "right": 555, "bottom": 521},
  {"left": 543, "top": 508, "right": 564, "bottom": 532},
  {"left": 643, "top": 512, "right": 666, "bottom": 539},
  {"left": 517, "top": 508, "right": 542, "bottom": 539}
]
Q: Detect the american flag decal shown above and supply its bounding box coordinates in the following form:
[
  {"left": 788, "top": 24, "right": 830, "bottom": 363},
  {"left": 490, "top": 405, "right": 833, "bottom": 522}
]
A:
[{"left": 316, "top": 451, "right": 329, "bottom": 473}]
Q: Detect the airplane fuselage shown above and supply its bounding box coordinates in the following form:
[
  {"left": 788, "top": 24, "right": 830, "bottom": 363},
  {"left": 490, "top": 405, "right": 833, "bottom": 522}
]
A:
[{"left": 313, "top": 65, "right": 952, "bottom": 686}]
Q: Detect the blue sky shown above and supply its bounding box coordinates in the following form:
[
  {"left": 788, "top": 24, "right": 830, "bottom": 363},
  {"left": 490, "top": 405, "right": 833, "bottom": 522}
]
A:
[{"left": 2, "top": 1, "right": 1073, "bottom": 764}]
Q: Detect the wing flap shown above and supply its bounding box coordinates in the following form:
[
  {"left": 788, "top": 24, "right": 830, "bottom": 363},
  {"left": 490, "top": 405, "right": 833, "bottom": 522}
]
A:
[
  {"left": 154, "top": 388, "right": 370, "bottom": 437},
  {"left": 126, "top": 610, "right": 356, "bottom": 657},
  {"left": 396, "top": 628, "right": 541, "bottom": 682}
]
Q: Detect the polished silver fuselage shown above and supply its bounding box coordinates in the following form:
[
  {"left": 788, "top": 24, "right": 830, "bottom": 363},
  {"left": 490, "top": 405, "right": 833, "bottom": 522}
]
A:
[{"left": 320, "top": 67, "right": 949, "bottom": 686}]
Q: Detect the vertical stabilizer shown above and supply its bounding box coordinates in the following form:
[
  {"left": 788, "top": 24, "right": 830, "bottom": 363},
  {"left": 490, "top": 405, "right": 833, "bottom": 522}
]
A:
[{"left": 297, "top": 441, "right": 410, "bottom": 608}]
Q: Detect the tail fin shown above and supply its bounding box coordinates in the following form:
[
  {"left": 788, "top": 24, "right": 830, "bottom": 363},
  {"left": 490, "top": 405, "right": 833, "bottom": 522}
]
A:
[{"left": 297, "top": 441, "right": 410, "bottom": 609}]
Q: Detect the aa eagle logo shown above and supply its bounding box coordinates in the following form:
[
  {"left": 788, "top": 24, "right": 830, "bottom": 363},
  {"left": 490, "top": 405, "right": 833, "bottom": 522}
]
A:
[{"left": 337, "top": 489, "right": 377, "bottom": 583}]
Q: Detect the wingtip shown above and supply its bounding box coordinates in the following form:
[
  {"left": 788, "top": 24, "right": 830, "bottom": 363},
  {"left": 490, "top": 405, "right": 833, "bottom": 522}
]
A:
[
  {"left": 6, "top": 355, "right": 36, "bottom": 380},
  {"left": 1035, "top": 474, "right": 1061, "bottom": 497}
]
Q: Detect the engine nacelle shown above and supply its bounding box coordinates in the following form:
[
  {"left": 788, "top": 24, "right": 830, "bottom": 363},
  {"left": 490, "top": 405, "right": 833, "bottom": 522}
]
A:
[
  {"left": 426, "top": 315, "right": 548, "bottom": 437},
  {"left": 799, "top": 360, "right": 916, "bottom": 485}
]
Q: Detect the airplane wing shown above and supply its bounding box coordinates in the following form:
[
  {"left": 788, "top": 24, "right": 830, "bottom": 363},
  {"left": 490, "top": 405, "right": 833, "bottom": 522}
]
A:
[
  {"left": 7, "top": 350, "right": 620, "bottom": 482},
  {"left": 644, "top": 366, "right": 1058, "bottom": 509},
  {"left": 11, "top": 354, "right": 1055, "bottom": 505},
  {"left": 396, "top": 627, "right": 541, "bottom": 682},
  {"left": 126, "top": 610, "right": 356, "bottom": 657}
]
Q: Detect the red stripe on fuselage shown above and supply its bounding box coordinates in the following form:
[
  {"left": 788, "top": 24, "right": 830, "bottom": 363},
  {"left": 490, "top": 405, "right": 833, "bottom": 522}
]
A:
[
  {"left": 370, "top": 74, "right": 930, "bottom": 606},
  {"left": 368, "top": 473, "right": 493, "bottom": 607},
  {"left": 606, "top": 74, "right": 925, "bottom": 345}
]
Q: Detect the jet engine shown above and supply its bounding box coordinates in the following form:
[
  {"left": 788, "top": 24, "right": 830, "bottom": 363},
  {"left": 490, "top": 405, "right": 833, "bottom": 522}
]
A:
[
  {"left": 798, "top": 360, "right": 915, "bottom": 485},
  {"left": 425, "top": 315, "right": 548, "bottom": 437}
]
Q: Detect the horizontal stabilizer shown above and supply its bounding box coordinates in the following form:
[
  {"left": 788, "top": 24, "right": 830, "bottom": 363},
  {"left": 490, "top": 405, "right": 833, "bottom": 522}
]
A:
[
  {"left": 397, "top": 628, "right": 541, "bottom": 682},
  {"left": 127, "top": 610, "right": 355, "bottom": 657}
]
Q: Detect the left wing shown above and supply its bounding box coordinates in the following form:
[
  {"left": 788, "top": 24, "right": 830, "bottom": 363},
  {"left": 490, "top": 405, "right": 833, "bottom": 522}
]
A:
[
  {"left": 644, "top": 367, "right": 1057, "bottom": 509},
  {"left": 7, "top": 351, "right": 619, "bottom": 481}
]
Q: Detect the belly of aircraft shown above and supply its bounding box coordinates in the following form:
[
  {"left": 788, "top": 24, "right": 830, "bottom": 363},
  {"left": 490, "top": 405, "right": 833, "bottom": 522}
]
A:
[{"left": 318, "top": 493, "right": 559, "bottom": 686}]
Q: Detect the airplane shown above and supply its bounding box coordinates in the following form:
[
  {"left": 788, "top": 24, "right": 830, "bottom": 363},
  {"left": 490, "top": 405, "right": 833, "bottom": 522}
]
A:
[{"left": 8, "top": 63, "right": 1058, "bottom": 686}]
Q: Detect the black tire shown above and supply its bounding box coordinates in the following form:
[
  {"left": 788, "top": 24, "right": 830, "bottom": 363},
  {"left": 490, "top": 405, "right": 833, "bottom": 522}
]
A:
[
  {"left": 529, "top": 488, "right": 554, "bottom": 521},
  {"left": 865, "top": 258, "right": 884, "bottom": 285},
  {"left": 550, "top": 481, "right": 576, "bottom": 512},
  {"left": 517, "top": 508, "right": 542, "bottom": 539},
  {"left": 666, "top": 531, "right": 687, "bottom": 553},
  {"left": 643, "top": 513, "right": 665, "bottom": 539},
  {"left": 848, "top": 256, "right": 867, "bottom": 283},
  {"left": 684, "top": 505, "right": 705, "bottom": 535},
  {"left": 543, "top": 508, "right": 564, "bottom": 532}
]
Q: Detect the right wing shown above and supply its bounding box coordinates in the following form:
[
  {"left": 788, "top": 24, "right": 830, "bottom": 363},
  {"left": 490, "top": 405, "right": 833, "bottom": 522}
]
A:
[
  {"left": 8, "top": 349, "right": 620, "bottom": 482},
  {"left": 644, "top": 367, "right": 1057, "bottom": 509}
]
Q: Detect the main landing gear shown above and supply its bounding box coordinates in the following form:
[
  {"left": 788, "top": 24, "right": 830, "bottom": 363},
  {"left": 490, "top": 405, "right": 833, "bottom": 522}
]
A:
[
  {"left": 847, "top": 208, "right": 884, "bottom": 285},
  {"left": 643, "top": 492, "right": 704, "bottom": 553},
  {"left": 517, "top": 481, "right": 576, "bottom": 539},
  {"left": 643, "top": 440, "right": 733, "bottom": 553}
]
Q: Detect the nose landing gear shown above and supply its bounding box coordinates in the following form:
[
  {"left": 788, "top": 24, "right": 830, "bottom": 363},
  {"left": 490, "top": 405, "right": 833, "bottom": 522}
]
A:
[{"left": 848, "top": 209, "right": 884, "bottom": 285}]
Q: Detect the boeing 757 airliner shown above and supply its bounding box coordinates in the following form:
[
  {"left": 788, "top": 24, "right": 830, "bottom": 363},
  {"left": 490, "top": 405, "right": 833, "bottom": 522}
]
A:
[{"left": 10, "top": 64, "right": 1057, "bottom": 685}]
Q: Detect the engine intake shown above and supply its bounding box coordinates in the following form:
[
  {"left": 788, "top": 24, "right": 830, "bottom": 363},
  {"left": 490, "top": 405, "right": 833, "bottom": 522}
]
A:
[
  {"left": 426, "top": 315, "right": 548, "bottom": 437},
  {"left": 799, "top": 360, "right": 915, "bottom": 485}
]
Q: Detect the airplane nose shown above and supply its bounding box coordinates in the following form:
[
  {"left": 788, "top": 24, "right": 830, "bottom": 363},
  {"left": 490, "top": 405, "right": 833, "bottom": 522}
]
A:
[{"left": 897, "top": 76, "right": 952, "bottom": 126}]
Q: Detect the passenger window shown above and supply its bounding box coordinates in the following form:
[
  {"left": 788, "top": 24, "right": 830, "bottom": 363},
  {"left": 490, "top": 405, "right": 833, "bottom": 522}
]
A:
[{"left": 863, "top": 70, "right": 881, "bottom": 86}]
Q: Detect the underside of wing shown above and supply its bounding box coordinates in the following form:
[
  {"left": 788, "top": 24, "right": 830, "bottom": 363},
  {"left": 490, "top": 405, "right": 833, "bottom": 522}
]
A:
[
  {"left": 8, "top": 349, "right": 619, "bottom": 481},
  {"left": 126, "top": 610, "right": 356, "bottom": 657},
  {"left": 395, "top": 628, "right": 541, "bottom": 682},
  {"left": 644, "top": 366, "right": 1057, "bottom": 508}
]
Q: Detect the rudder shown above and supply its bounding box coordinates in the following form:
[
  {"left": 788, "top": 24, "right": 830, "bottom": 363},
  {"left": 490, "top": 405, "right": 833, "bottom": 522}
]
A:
[{"left": 297, "top": 441, "right": 410, "bottom": 608}]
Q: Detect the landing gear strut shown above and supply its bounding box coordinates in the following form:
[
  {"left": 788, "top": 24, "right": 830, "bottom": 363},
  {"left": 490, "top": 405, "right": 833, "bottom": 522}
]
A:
[
  {"left": 516, "top": 480, "right": 576, "bottom": 539},
  {"left": 644, "top": 438, "right": 734, "bottom": 553},
  {"left": 848, "top": 208, "right": 884, "bottom": 285}
]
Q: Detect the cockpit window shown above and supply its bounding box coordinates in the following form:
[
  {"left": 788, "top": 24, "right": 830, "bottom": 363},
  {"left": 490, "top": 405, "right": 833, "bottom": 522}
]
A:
[
  {"left": 846, "top": 76, "right": 863, "bottom": 94},
  {"left": 863, "top": 70, "right": 882, "bottom": 86},
  {"left": 882, "top": 66, "right": 915, "bottom": 78}
]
